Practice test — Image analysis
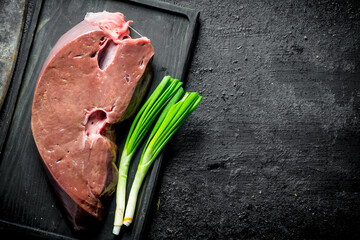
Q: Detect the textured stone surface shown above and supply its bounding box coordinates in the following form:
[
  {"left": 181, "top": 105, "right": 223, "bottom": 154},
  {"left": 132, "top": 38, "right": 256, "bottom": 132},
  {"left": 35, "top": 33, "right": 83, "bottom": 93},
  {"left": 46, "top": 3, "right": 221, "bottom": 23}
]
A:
[
  {"left": 2, "top": 0, "right": 360, "bottom": 239},
  {"left": 144, "top": 0, "right": 360, "bottom": 239},
  {"left": 0, "top": 0, "right": 26, "bottom": 110}
]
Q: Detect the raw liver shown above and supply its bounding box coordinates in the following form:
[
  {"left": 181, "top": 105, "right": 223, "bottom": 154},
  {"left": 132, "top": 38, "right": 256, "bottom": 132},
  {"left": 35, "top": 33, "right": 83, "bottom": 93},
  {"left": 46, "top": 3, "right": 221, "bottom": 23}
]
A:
[{"left": 31, "top": 11, "right": 154, "bottom": 230}]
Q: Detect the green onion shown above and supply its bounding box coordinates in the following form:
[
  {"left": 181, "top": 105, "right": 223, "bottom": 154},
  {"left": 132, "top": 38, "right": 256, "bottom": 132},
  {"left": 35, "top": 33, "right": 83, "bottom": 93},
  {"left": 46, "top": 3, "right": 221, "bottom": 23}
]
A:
[
  {"left": 113, "top": 76, "right": 183, "bottom": 235},
  {"left": 122, "top": 91, "right": 202, "bottom": 227}
]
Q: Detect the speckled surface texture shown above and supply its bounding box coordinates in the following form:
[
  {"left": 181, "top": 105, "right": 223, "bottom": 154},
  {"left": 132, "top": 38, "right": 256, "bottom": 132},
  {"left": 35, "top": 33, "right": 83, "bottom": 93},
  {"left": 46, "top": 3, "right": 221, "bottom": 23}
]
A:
[
  {"left": 143, "top": 0, "right": 360, "bottom": 239},
  {"left": 0, "top": 0, "right": 26, "bottom": 110}
]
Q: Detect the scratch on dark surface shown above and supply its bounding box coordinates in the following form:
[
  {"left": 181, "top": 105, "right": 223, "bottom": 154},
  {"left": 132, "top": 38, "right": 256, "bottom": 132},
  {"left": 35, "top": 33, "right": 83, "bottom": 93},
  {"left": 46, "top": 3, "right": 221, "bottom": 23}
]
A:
[{"left": 207, "top": 162, "right": 225, "bottom": 171}]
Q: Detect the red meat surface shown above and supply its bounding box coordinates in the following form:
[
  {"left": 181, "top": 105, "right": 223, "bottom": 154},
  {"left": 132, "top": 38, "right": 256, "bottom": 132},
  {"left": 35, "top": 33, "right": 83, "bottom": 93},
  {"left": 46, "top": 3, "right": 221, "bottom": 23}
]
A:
[{"left": 31, "top": 11, "right": 154, "bottom": 230}]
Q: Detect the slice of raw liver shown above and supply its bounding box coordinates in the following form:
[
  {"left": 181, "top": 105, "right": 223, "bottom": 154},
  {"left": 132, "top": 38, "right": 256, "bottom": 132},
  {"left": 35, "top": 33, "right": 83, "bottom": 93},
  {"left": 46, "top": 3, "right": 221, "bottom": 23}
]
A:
[{"left": 31, "top": 11, "right": 154, "bottom": 230}]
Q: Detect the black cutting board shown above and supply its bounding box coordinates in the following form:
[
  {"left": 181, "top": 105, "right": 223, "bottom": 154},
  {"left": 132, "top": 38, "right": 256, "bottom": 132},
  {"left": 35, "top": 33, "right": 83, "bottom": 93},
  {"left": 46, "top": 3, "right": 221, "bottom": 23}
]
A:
[{"left": 0, "top": 0, "right": 199, "bottom": 239}]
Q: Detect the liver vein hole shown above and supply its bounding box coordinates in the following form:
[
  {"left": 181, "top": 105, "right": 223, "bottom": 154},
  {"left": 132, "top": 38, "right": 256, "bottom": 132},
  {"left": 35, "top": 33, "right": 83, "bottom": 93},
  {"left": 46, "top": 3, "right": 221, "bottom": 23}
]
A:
[
  {"left": 85, "top": 110, "right": 107, "bottom": 138},
  {"left": 97, "top": 40, "right": 118, "bottom": 70}
]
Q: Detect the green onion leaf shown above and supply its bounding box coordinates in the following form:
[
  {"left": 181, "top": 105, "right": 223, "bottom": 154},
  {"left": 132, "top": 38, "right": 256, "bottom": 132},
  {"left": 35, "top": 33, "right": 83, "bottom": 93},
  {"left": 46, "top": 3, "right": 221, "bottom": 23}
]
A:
[
  {"left": 122, "top": 91, "right": 202, "bottom": 227},
  {"left": 113, "top": 76, "right": 183, "bottom": 235}
]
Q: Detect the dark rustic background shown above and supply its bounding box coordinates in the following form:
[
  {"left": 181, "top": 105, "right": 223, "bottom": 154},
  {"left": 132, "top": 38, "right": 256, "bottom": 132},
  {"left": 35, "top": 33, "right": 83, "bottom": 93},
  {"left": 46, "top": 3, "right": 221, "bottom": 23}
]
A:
[
  {"left": 2, "top": 0, "right": 360, "bottom": 239},
  {"left": 145, "top": 0, "right": 360, "bottom": 239}
]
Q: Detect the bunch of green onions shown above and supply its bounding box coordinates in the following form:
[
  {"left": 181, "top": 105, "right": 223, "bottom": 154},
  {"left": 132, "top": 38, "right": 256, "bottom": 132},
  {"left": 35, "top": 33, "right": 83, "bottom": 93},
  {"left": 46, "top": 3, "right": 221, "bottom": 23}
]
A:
[{"left": 113, "top": 76, "right": 202, "bottom": 235}]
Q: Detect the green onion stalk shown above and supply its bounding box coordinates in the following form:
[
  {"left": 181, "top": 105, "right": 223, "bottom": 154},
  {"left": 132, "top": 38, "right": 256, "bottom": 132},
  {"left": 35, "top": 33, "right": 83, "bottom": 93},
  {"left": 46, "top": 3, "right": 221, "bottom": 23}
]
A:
[
  {"left": 122, "top": 91, "right": 202, "bottom": 227},
  {"left": 112, "top": 76, "right": 183, "bottom": 235}
]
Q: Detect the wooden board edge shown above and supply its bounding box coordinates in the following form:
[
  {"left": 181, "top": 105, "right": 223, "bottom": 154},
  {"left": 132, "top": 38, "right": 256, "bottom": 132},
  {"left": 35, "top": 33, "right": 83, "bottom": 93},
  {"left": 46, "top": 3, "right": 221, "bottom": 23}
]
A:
[{"left": 0, "top": 219, "right": 76, "bottom": 240}]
